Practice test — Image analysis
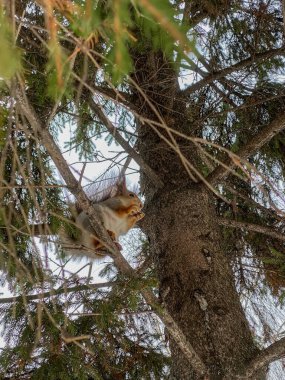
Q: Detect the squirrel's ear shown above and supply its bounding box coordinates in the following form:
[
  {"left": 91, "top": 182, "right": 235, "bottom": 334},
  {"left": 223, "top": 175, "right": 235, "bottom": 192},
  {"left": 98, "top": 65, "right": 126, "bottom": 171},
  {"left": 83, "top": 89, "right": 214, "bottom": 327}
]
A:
[
  {"left": 109, "top": 186, "right": 118, "bottom": 197},
  {"left": 120, "top": 176, "right": 127, "bottom": 191},
  {"left": 112, "top": 176, "right": 127, "bottom": 197}
]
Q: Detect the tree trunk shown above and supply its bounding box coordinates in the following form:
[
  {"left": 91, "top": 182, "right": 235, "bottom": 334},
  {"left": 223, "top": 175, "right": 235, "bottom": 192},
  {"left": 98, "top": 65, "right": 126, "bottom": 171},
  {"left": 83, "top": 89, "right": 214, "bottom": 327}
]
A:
[
  {"left": 131, "top": 51, "right": 262, "bottom": 379},
  {"left": 144, "top": 185, "right": 261, "bottom": 379}
]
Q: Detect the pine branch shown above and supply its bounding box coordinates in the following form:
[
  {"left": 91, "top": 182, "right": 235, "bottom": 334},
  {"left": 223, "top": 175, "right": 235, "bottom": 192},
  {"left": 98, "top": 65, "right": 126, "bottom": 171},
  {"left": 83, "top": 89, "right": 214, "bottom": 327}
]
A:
[
  {"left": 282, "top": 0, "right": 285, "bottom": 36},
  {"left": 72, "top": 71, "right": 163, "bottom": 188},
  {"left": 89, "top": 97, "right": 164, "bottom": 189},
  {"left": 181, "top": 46, "right": 285, "bottom": 97},
  {"left": 235, "top": 337, "right": 285, "bottom": 379},
  {"left": 224, "top": 184, "right": 284, "bottom": 222},
  {"left": 72, "top": 71, "right": 137, "bottom": 112},
  {"left": 15, "top": 84, "right": 208, "bottom": 378},
  {"left": 213, "top": 92, "right": 285, "bottom": 118},
  {"left": 218, "top": 218, "right": 285, "bottom": 242},
  {"left": 19, "top": 223, "right": 54, "bottom": 236},
  {"left": 0, "top": 282, "right": 114, "bottom": 304},
  {"left": 92, "top": 85, "right": 136, "bottom": 111},
  {"left": 184, "top": 57, "right": 237, "bottom": 107},
  {"left": 16, "top": 86, "right": 116, "bottom": 252},
  {"left": 207, "top": 110, "right": 285, "bottom": 184}
]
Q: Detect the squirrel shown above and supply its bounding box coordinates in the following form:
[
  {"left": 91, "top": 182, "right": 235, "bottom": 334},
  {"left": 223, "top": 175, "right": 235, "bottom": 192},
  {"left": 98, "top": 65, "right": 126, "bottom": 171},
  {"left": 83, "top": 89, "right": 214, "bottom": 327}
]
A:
[{"left": 59, "top": 175, "right": 144, "bottom": 259}]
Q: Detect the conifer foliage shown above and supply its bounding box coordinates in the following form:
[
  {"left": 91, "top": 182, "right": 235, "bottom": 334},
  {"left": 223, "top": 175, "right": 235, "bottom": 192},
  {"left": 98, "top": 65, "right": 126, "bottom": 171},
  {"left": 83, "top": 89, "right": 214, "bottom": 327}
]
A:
[{"left": 1, "top": 1, "right": 285, "bottom": 379}]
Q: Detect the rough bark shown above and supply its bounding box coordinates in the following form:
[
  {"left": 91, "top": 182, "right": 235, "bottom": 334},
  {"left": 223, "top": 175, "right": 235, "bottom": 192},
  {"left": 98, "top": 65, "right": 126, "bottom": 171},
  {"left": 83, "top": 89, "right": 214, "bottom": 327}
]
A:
[
  {"left": 143, "top": 186, "right": 262, "bottom": 379},
  {"left": 131, "top": 50, "right": 263, "bottom": 379}
]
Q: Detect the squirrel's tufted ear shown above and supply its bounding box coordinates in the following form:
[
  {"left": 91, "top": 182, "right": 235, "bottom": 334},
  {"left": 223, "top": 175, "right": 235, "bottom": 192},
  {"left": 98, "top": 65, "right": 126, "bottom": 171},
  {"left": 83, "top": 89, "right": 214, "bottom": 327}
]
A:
[
  {"left": 111, "top": 176, "right": 127, "bottom": 197},
  {"left": 109, "top": 185, "right": 118, "bottom": 198}
]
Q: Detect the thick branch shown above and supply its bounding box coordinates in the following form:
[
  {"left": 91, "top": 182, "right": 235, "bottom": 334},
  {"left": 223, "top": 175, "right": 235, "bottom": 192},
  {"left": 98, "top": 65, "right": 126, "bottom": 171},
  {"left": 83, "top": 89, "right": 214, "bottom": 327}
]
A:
[
  {"left": 92, "top": 85, "right": 136, "bottom": 111},
  {"left": 89, "top": 98, "right": 163, "bottom": 189},
  {"left": 72, "top": 70, "right": 137, "bottom": 112},
  {"left": 235, "top": 337, "right": 285, "bottom": 379},
  {"left": 208, "top": 110, "right": 285, "bottom": 184},
  {"left": 224, "top": 184, "right": 285, "bottom": 223},
  {"left": 181, "top": 46, "right": 285, "bottom": 97},
  {"left": 218, "top": 218, "right": 285, "bottom": 242},
  {"left": 0, "top": 282, "right": 114, "bottom": 304},
  {"left": 184, "top": 56, "right": 237, "bottom": 107},
  {"left": 16, "top": 86, "right": 207, "bottom": 377}
]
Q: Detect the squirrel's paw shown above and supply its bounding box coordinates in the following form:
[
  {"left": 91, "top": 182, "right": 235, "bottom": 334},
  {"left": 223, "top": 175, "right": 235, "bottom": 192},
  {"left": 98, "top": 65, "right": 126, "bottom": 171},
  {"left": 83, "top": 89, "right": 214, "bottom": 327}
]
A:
[
  {"left": 136, "top": 212, "right": 145, "bottom": 220},
  {"left": 129, "top": 204, "right": 143, "bottom": 215},
  {"left": 129, "top": 211, "right": 145, "bottom": 221}
]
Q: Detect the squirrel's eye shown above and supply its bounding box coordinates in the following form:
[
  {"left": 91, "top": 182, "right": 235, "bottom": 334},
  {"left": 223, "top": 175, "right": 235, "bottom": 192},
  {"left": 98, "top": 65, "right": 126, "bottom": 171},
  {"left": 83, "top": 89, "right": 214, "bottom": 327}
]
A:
[{"left": 129, "top": 193, "right": 135, "bottom": 197}]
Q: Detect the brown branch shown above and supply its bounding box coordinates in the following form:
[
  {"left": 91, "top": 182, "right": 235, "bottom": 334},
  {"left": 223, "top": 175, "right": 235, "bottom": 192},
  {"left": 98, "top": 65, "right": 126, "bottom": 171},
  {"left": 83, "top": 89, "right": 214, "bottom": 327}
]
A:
[
  {"left": 282, "top": 0, "right": 285, "bottom": 36},
  {"left": 218, "top": 218, "right": 285, "bottom": 242},
  {"left": 181, "top": 46, "right": 285, "bottom": 97},
  {"left": 235, "top": 337, "right": 285, "bottom": 379},
  {"left": 0, "top": 282, "right": 114, "bottom": 304},
  {"left": 15, "top": 84, "right": 208, "bottom": 377},
  {"left": 0, "top": 184, "right": 66, "bottom": 189},
  {"left": 89, "top": 97, "right": 164, "bottom": 189},
  {"left": 207, "top": 110, "right": 285, "bottom": 184},
  {"left": 184, "top": 56, "right": 237, "bottom": 107},
  {"left": 194, "top": 53, "right": 247, "bottom": 102},
  {"left": 16, "top": 84, "right": 116, "bottom": 252},
  {"left": 19, "top": 223, "right": 55, "bottom": 236},
  {"left": 224, "top": 184, "right": 285, "bottom": 223},
  {"left": 72, "top": 71, "right": 137, "bottom": 113},
  {"left": 92, "top": 85, "right": 136, "bottom": 111},
  {"left": 212, "top": 92, "right": 285, "bottom": 118},
  {"left": 138, "top": 287, "right": 208, "bottom": 377}
]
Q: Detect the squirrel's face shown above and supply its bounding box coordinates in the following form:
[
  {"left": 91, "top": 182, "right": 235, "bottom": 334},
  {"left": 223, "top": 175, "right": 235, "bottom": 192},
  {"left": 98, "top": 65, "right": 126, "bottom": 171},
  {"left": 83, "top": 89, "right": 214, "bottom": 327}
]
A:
[
  {"left": 128, "top": 191, "right": 143, "bottom": 208},
  {"left": 119, "top": 192, "right": 143, "bottom": 209}
]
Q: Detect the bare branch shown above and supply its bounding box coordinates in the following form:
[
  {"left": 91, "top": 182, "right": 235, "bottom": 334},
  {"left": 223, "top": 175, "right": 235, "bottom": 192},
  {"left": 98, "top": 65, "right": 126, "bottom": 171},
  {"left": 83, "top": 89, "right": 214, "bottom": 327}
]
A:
[
  {"left": 0, "top": 184, "right": 66, "bottom": 189},
  {"left": 92, "top": 85, "right": 135, "bottom": 110},
  {"left": 208, "top": 110, "right": 285, "bottom": 184},
  {"left": 235, "top": 337, "right": 285, "bottom": 379},
  {"left": 282, "top": 0, "right": 285, "bottom": 37},
  {"left": 218, "top": 218, "right": 285, "bottom": 242},
  {"left": 0, "top": 282, "right": 114, "bottom": 304},
  {"left": 139, "top": 287, "right": 208, "bottom": 377},
  {"left": 183, "top": 56, "right": 237, "bottom": 106},
  {"left": 181, "top": 46, "right": 285, "bottom": 97},
  {"left": 224, "top": 184, "right": 285, "bottom": 223},
  {"left": 89, "top": 97, "right": 164, "bottom": 189}
]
